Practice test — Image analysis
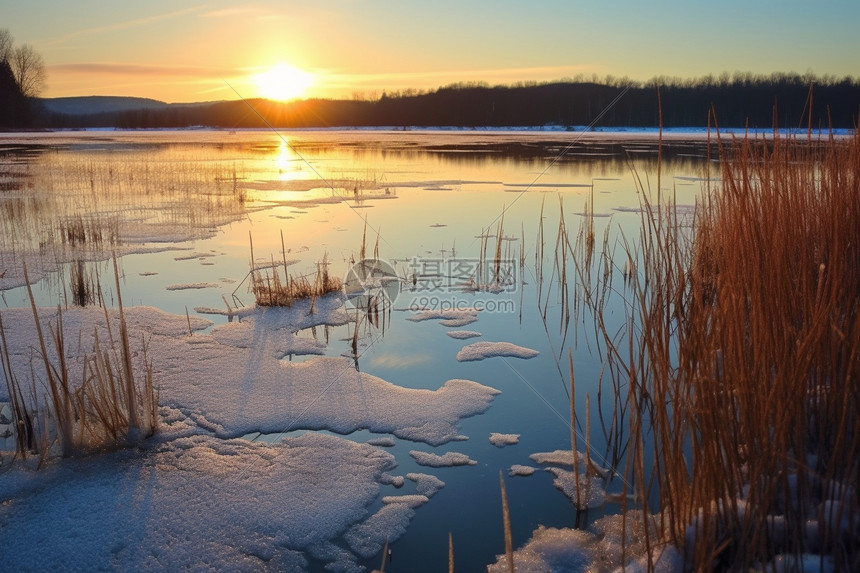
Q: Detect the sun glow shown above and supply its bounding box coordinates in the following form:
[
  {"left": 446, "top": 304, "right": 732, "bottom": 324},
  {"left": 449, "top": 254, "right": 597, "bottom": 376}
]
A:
[{"left": 254, "top": 64, "right": 313, "bottom": 101}]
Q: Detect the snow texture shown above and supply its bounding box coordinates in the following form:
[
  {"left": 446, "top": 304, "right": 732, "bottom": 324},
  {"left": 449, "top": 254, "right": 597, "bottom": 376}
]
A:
[
  {"left": 487, "top": 513, "right": 673, "bottom": 573},
  {"left": 489, "top": 432, "right": 520, "bottom": 447},
  {"left": 456, "top": 341, "right": 539, "bottom": 362},
  {"left": 509, "top": 464, "right": 537, "bottom": 477},
  {"left": 409, "top": 450, "right": 477, "bottom": 467},
  {"left": 446, "top": 329, "right": 482, "bottom": 339},
  {"left": 407, "top": 308, "right": 480, "bottom": 327},
  {"left": 0, "top": 433, "right": 395, "bottom": 572},
  {"left": 0, "top": 300, "right": 502, "bottom": 572},
  {"left": 406, "top": 472, "right": 445, "bottom": 497}
]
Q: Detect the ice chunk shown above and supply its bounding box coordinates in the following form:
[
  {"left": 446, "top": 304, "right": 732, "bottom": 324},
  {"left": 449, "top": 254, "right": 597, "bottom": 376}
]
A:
[
  {"left": 457, "top": 341, "right": 539, "bottom": 362},
  {"left": 489, "top": 432, "right": 520, "bottom": 447},
  {"left": 509, "top": 464, "right": 536, "bottom": 477},
  {"left": 409, "top": 450, "right": 477, "bottom": 467},
  {"left": 446, "top": 330, "right": 482, "bottom": 339}
]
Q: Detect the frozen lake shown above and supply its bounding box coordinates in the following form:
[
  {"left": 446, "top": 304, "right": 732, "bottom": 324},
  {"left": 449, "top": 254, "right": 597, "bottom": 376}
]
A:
[{"left": 0, "top": 129, "right": 711, "bottom": 572}]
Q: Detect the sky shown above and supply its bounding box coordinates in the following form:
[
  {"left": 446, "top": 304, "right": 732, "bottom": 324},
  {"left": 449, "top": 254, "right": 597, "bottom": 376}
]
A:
[{"left": 3, "top": 0, "right": 859, "bottom": 103}]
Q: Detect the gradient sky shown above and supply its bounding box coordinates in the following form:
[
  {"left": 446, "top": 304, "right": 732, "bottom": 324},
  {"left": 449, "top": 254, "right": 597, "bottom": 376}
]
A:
[{"left": 4, "top": 0, "right": 859, "bottom": 102}]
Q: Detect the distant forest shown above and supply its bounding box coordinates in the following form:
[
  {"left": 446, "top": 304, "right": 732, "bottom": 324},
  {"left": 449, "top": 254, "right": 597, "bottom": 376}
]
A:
[{"left": 19, "top": 73, "right": 860, "bottom": 130}]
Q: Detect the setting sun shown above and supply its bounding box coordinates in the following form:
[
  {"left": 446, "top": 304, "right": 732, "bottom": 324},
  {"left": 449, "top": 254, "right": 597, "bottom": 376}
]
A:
[{"left": 254, "top": 64, "right": 313, "bottom": 101}]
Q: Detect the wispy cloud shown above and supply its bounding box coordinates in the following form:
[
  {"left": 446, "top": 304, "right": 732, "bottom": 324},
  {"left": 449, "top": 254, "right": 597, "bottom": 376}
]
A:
[
  {"left": 44, "top": 6, "right": 206, "bottom": 46},
  {"left": 201, "top": 7, "right": 267, "bottom": 19},
  {"left": 48, "top": 63, "right": 237, "bottom": 78}
]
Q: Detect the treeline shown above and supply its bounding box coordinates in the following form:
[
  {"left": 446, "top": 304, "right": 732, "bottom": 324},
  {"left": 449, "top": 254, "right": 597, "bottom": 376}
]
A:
[
  {"left": 37, "top": 72, "right": 860, "bottom": 130},
  {"left": 0, "top": 28, "right": 45, "bottom": 128},
  {"left": 0, "top": 59, "right": 29, "bottom": 127}
]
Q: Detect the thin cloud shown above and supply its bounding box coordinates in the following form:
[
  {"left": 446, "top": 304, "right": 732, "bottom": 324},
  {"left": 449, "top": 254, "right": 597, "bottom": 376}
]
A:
[
  {"left": 43, "top": 6, "right": 205, "bottom": 46},
  {"left": 201, "top": 7, "right": 267, "bottom": 18},
  {"left": 48, "top": 63, "right": 237, "bottom": 78}
]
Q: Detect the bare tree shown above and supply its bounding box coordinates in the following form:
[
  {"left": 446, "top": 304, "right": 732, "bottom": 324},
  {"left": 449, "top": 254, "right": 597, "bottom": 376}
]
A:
[
  {"left": 11, "top": 43, "right": 45, "bottom": 98},
  {"left": 0, "top": 29, "right": 13, "bottom": 63}
]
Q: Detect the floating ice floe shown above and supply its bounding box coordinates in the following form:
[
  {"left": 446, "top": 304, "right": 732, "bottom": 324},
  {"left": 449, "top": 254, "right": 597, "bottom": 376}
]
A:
[
  {"left": 489, "top": 432, "right": 520, "bottom": 447},
  {"left": 407, "top": 307, "right": 480, "bottom": 327},
  {"left": 409, "top": 450, "right": 477, "bottom": 467},
  {"left": 165, "top": 282, "right": 220, "bottom": 290},
  {"left": 173, "top": 251, "right": 217, "bottom": 261},
  {"left": 509, "top": 464, "right": 537, "bottom": 477},
  {"left": 529, "top": 449, "right": 609, "bottom": 510},
  {"left": 456, "top": 341, "right": 539, "bottom": 362},
  {"left": 446, "top": 329, "right": 482, "bottom": 339}
]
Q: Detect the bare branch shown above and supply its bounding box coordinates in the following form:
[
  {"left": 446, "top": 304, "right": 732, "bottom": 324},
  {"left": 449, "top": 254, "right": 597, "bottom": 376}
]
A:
[{"left": 11, "top": 43, "right": 45, "bottom": 98}]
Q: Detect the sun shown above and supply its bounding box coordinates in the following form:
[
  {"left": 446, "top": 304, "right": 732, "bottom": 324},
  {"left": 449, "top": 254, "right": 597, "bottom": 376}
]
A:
[{"left": 254, "top": 63, "right": 313, "bottom": 101}]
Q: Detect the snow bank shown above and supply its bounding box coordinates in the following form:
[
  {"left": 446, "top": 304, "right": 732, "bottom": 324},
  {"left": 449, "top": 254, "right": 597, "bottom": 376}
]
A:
[{"left": 456, "top": 341, "right": 539, "bottom": 362}]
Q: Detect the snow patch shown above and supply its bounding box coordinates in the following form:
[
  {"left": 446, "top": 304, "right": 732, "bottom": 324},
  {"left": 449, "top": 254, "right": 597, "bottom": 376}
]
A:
[
  {"left": 489, "top": 432, "right": 520, "bottom": 447},
  {"left": 409, "top": 450, "right": 477, "bottom": 467},
  {"left": 509, "top": 464, "right": 537, "bottom": 477},
  {"left": 457, "top": 341, "right": 539, "bottom": 362},
  {"left": 446, "top": 330, "right": 482, "bottom": 339}
]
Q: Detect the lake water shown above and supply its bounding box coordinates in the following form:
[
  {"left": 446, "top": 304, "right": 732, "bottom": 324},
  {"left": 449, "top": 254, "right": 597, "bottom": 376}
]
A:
[{"left": 0, "top": 129, "right": 711, "bottom": 571}]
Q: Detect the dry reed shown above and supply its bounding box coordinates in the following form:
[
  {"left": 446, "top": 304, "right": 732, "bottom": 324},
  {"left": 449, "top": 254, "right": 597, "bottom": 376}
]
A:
[
  {"left": 249, "top": 232, "right": 342, "bottom": 308},
  {"left": 1, "top": 254, "right": 158, "bottom": 460},
  {"left": 613, "top": 128, "right": 860, "bottom": 568}
]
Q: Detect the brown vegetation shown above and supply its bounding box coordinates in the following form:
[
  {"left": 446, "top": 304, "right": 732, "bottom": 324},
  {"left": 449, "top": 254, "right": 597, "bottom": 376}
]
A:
[{"left": 596, "top": 128, "right": 860, "bottom": 568}]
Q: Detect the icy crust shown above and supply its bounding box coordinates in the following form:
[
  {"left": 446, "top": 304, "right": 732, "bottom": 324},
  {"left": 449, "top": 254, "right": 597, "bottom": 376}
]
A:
[
  {"left": 0, "top": 433, "right": 396, "bottom": 572},
  {"left": 0, "top": 303, "right": 499, "bottom": 446},
  {"left": 160, "top": 351, "right": 500, "bottom": 445},
  {"left": 0, "top": 302, "right": 505, "bottom": 572},
  {"left": 457, "top": 340, "right": 540, "bottom": 362}
]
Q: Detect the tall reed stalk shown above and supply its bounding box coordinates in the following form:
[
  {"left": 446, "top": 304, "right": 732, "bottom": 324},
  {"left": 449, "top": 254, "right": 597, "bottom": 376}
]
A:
[
  {"left": 613, "top": 129, "right": 860, "bottom": 568},
  {"left": 1, "top": 254, "right": 158, "bottom": 459}
]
